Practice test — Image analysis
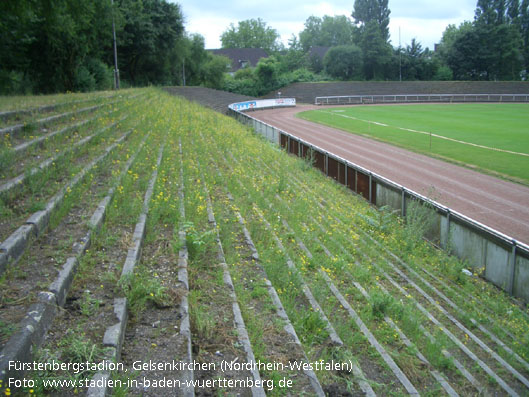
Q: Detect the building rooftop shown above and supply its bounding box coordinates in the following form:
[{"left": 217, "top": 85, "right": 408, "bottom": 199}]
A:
[{"left": 209, "top": 48, "right": 269, "bottom": 73}]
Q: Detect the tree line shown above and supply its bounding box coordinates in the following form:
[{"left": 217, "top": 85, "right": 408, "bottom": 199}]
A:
[
  {"left": 0, "top": 0, "right": 230, "bottom": 94},
  {"left": 440, "top": 0, "right": 529, "bottom": 80},
  {"left": 1, "top": 0, "right": 528, "bottom": 95},
  {"left": 220, "top": 0, "right": 529, "bottom": 96}
]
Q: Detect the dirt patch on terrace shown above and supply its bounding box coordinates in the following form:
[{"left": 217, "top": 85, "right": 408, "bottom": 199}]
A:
[{"left": 118, "top": 225, "right": 189, "bottom": 396}]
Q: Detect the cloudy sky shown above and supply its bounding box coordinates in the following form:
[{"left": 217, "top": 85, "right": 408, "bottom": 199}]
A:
[{"left": 174, "top": 0, "right": 477, "bottom": 50}]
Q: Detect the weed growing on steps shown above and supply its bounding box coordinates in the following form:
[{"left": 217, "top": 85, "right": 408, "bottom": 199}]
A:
[
  {"left": 22, "top": 121, "right": 37, "bottom": 136},
  {"left": 0, "top": 148, "right": 14, "bottom": 177},
  {"left": 294, "top": 311, "right": 329, "bottom": 345},
  {"left": 188, "top": 290, "right": 217, "bottom": 341},
  {"left": 184, "top": 94, "right": 529, "bottom": 392},
  {"left": 27, "top": 327, "right": 107, "bottom": 394},
  {"left": 58, "top": 328, "right": 106, "bottom": 363},
  {"left": 183, "top": 221, "right": 215, "bottom": 260},
  {"left": 299, "top": 148, "right": 316, "bottom": 172},
  {"left": 79, "top": 290, "right": 102, "bottom": 316},
  {"left": 118, "top": 268, "right": 171, "bottom": 318},
  {"left": 400, "top": 199, "right": 439, "bottom": 252},
  {"left": 110, "top": 369, "right": 138, "bottom": 397},
  {"left": 0, "top": 197, "right": 12, "bottom": 218},
  {"left": 369, "top": 290, "right": 395, "bottom": 320}
]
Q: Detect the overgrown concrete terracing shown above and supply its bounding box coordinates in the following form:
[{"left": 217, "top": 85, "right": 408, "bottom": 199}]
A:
[{"left": 0, "top": 88, "right": 527, "bottom": 396}]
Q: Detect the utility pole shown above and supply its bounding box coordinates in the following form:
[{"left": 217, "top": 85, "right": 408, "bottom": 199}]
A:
[
  {"left": 399, "top": 26, "right": 402, "bottom": 82},
  {"left": 182, "top": 58, "right": 186, "bottom": 86},
  {"left": 111, "top": 0, "right": 120, "bottom": 89}
]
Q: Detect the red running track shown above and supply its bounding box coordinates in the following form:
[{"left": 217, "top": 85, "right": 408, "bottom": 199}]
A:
[{"left": 250, "top": 104, "right": 529, "bottom": 246}]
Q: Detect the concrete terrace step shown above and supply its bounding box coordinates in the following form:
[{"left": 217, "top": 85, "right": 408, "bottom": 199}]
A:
[{"left": 261, "top": 81, "right": 529, "bottom": 104}]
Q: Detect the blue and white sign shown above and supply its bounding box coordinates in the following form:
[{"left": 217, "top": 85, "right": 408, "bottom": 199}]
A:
[
  {"left": 232, "top": 101, "right": 257, "bottom": 111},
  {"left": 229, "top": 98, "right": 296, "bottom": 111}
]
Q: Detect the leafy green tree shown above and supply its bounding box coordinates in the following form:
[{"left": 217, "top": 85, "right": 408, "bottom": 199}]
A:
[
  {"left": 223, "top": 56, "right": 284, "bottom": 96},
  {"left": 436, "top": 22, "right": 473, "bottom": 66},
  {"left": 508, "top": 0, "right": 521, "bottom": 22},
  {"left": 440, "top": 0, "right": 524, "bottom": 81},
  {"left": 352, "top": 0, "right": 392, "bottom": 79},
  {"left": 358, "top": 21, "right": 392, "bottom": 79},
  {"left": 255, "top": 56, "right": 280, "bottom": 90},
  {"left": 201, "top": 54, "right": 231, "bottom": 89},
  {"left": 299, "top": 16, "right": 322, "bottom": 52},
  {"left": 323, "top": 45, "right": 364, "bottom": 80},
  {"left": 223, "top": 74, "right": 259, "bottom": 97},
  {"left": 1, "top": 0, "right": 115, "bottom": 93},
  {"left": 308, "top": 54, "right": 325, "bottom": 74},
  {"left": 447, "top": 28, "right": 481, "bottom": 79},
  {"left": 179, "top": 34, "right": 209, "bottom": 86},
  {"left": 1, "top": 0, "right": 223, "bottom": 93},
  {"left": 399, "top": 39, "right": 437, "bottom": 80},
  {"left": 520, "top": 0, "right": 529, "bottom": 71},
  {"left": 278, "top": 35, "right": 308, "bottom": 72},
  {"left": 31, "top": 0, "right": 117, "bottom": 92},
  {"left": 172, "top": 33, "right": 231, "bottom": 88},
  {"left": 433, "top": 64, "right": 454, "bottom": 80},
  {"left": 0, "top": 1, "right": 38, "bottom": 93},
  {"left": 489, "top": 23, "right": 523, "bottom": 79},
  {"left": 220, "top": 18, "right": 282, "bottom": 52},
  {"left": 117, "top": 0, "right": 184, "bottom": 85},
  {"left": 352, "top": 0, "right": 391, "bottom": 41},
  {"left": 233, "top": 67, "right": 255, "bottom": 80},
  {"left": 476, "top": 0, "right": 523, "bottom": 79},
  {"left": 299, "top": 15, "right": 355, "bottom": 51}
]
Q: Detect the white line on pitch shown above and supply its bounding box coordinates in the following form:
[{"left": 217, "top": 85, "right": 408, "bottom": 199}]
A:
[{"left": 323, "top": 111, "right": 529, "bottom": 157}]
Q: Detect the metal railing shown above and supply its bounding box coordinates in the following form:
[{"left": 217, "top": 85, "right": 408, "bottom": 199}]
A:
[
  {"left": 315, "top": 93, "right": 529, "bottom": 105},
  {"left": 228, "top": 100, "right": 529, "bottom": 304}
]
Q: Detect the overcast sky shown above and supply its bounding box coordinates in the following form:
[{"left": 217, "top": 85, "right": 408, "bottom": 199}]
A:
[{"left": 174, "top": 0, "right": 477, "bottom": 50}]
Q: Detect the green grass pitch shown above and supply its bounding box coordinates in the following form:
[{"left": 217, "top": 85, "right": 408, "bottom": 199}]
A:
[{"left": 298, "top": 103, "right": 529, "bottom": 184}]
